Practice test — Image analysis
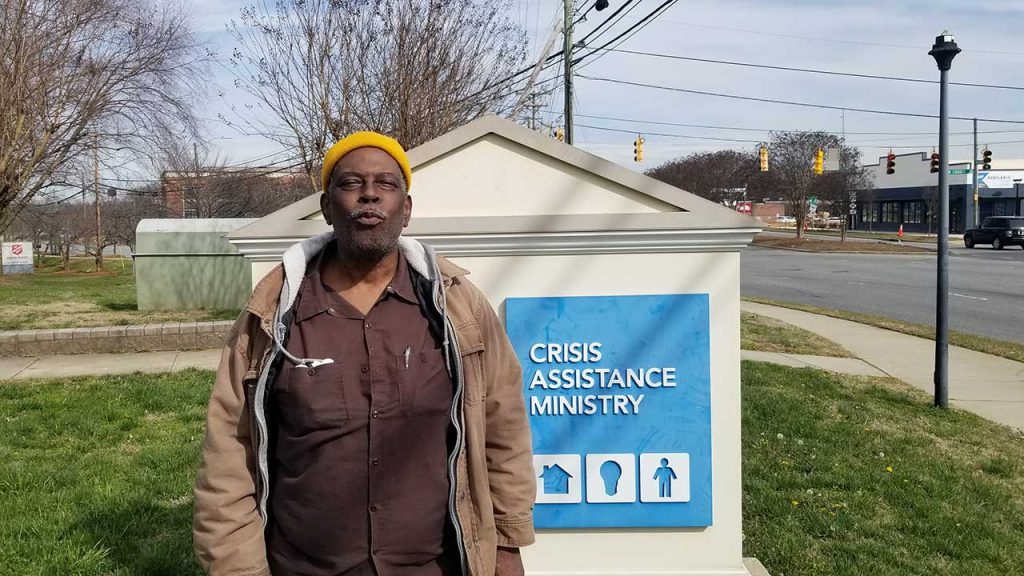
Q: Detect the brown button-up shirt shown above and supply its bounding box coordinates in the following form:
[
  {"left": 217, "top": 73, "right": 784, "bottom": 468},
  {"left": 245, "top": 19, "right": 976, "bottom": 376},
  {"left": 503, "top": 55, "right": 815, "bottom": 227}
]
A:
[{"left": 267, "top": 246, "right": 456, "bottom": 576}]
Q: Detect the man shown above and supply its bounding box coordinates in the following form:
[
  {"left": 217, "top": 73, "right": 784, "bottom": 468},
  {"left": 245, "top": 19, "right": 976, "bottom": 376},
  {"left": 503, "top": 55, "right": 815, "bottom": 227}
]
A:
[{"left": 193, "top": 131, "right": 536, "bottom": 576}]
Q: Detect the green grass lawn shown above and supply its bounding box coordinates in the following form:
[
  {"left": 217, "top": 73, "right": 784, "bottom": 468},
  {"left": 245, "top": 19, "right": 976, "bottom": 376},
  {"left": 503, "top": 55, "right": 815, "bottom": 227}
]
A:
[
  {"left": 0, "top": 257, "right": 238, "bottom": 331},
  {"left": 742, "top": 312, "right": 850, "bottom": 357},
  {"left": 1, "top": 365, "right": 1023, "bottom": 575},
  {"left": 743, "top": 361, "right": 1024, "bottom": 575}
]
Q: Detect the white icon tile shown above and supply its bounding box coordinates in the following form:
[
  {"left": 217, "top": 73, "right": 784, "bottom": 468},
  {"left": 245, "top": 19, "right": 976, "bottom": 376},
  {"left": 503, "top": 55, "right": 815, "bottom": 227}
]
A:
[
  {"left": 639, "top": 453, "right": 690, "bottom": 503},
  {"left": 533, "top": 454, "right": 582, "bottom": 504},
  {"left": 585, "top": 454, "right": 637, "bottom": 504}
]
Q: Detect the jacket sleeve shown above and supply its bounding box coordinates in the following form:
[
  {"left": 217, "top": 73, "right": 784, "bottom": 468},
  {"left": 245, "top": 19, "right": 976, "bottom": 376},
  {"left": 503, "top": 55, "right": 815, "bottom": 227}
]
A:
[
  {"left": 193, "top": 315, "right": 271, "bottom": 575},
  {"left": 476, "top": 294, "right": 536, "bottom": 548}
]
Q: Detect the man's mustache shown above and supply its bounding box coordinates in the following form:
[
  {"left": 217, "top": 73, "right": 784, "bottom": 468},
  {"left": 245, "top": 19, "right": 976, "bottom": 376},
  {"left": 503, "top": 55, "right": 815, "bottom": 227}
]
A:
[{"left": 349, "top": 209, "right": 387, "bottom": 220}]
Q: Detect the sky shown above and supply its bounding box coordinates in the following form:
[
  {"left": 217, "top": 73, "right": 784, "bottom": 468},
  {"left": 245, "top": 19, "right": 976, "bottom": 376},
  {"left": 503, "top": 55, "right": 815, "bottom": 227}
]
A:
[{"left": 183, "top": 0, "right": 1024, "bottom": 175}]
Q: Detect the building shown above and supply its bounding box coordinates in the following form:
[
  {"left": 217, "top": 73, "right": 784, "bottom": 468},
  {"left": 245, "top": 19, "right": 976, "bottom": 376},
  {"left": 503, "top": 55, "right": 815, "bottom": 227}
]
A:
[
  {"left": 160, "top": 167, "right": 308, "bottom": 218},
  {"left": 854, "top": 152, "right": 1024, "bottom": 234}
]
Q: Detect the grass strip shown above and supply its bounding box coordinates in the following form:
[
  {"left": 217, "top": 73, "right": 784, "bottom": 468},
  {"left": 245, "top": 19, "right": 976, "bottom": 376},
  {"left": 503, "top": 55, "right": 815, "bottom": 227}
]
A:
[
  {"left": 745, "top": 297, "right": 1024, "bottom": 365},
  {"left": 741, "top": 312, "right": 851, "bottom": 357},
  {"left": 0, "top": 256, "right": 238, "bottom": 331}
]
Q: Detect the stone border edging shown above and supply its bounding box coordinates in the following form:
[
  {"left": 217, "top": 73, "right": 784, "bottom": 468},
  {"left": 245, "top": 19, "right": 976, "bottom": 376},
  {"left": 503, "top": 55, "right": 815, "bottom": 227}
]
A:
[{"left": 0, "top": 321, "right": 234, "bottom": 357}]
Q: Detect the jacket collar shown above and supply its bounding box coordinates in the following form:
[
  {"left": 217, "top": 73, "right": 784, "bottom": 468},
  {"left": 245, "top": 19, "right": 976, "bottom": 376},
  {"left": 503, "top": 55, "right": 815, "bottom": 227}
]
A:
[{"left": 245, "top": 232, "right": 469, "bottom": 327}]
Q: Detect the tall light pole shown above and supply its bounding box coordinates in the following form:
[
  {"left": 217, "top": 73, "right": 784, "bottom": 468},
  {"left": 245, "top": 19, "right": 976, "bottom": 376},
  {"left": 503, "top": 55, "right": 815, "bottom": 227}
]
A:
[{"left": 929, "top": 31, "right": 961, "bottom": 409}]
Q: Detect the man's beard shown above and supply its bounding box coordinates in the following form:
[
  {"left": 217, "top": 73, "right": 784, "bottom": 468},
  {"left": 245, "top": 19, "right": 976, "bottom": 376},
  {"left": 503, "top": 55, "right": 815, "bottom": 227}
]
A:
[{"left": 334, "top": 208, "right": 404, "bottom": 262}]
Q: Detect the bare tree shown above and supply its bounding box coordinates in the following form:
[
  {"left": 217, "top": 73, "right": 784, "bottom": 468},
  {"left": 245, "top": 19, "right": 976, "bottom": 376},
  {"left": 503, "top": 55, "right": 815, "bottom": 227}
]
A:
[
  {"left": 0, "top": 0, "right": 210, "bottom": 233},
  {"left": 157, "top": 139, "right": 312, "bottom": 218},
  {"left": 645, "top": 150, "right": 757, "bottom": 205},
  {"left": 225, "top": 0, "right": 527, "bottom": 192},
  {"left": 758, "top": 131, "right": 857, "bottom": 239},
  {"left": 811, "top": 145, "right": 869, "bottom": 242},
  {"left": 105, "top": 191, "right": 165, "bottom": 253}
]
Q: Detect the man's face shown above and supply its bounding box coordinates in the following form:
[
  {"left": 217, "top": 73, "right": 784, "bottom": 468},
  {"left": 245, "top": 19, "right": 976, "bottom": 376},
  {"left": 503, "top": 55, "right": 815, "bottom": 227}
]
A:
[{"left": 321, "top": 147, "right": 411, "bottom": 261}]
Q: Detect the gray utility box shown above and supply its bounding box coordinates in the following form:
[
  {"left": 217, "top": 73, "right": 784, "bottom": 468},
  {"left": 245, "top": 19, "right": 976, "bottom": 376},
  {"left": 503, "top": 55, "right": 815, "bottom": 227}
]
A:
[{"left": 135, "top": 218, "right": 256, "bottom": 311}]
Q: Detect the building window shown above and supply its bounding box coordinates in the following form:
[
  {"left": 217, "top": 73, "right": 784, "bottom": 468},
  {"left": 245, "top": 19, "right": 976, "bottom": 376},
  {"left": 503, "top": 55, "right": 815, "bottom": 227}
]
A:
[
  {"left": 881, "top": 201, "right": 900, "bottom": 223},
  {"left": 902, "top": 201, "right": 924, "bottom": 224},
  {"left": 862, "top": 202, "right": 879, "bottom": 223}
]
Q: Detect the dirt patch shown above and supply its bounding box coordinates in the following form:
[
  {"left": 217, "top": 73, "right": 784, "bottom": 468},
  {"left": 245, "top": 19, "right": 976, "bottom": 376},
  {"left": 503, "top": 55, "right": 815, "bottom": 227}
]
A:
[{"left": 753, "top": 236, "right": 930, "bottom": 253}]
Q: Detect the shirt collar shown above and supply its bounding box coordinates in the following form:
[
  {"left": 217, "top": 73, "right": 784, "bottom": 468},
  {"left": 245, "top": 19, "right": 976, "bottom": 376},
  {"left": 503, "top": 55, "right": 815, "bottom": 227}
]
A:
[{"left": 294, "top": 244, "right": 418, "bottom": 323}]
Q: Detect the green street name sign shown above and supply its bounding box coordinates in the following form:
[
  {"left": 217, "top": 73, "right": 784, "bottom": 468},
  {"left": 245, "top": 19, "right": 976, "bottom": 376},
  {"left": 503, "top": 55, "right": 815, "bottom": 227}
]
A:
[{"left": 948, "top": 168, "right": 972, "bottom": 175}]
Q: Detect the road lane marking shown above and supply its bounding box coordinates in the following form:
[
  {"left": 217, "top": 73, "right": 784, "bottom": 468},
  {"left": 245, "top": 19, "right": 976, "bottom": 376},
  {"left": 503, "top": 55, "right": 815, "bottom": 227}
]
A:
[{"left": 951, "top": 293, "right": 988, "bottom": 301}]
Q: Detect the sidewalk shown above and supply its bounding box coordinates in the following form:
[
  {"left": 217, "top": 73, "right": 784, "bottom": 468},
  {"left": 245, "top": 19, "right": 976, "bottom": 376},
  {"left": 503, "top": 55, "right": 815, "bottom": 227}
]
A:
[
  {"left": 0, "top": 349, "right": 221, "bottom": 380},
  {"left": 743, "top": 301, "right": 1024, "bottom": 430}
]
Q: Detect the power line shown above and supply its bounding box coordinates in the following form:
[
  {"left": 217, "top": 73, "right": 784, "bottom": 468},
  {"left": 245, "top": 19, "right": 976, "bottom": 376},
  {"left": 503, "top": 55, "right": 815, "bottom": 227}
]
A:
[
  {"left": 577, "top": 123, "right": 761, "bottom": 143},
  {"left": 575, "top": 122, "right": 1024, "bottom": 150},
  {"left": 538, "top": 109, "right": 1024, "bottom": 136},
  {"left": 626, "top": 18, "right": 1024, "bottom": 56},
  {"left": 599, "top": 48, "right": 1024, "bottom": 92},
  {"left": 578, "top": 75, "right": 1024, "bottom": 125},
  {"left": 572, "top": 0, "right": 677, "bottom": 67},
  {"left": 576, "top": 0, "right": 641, "bottom": 48}
]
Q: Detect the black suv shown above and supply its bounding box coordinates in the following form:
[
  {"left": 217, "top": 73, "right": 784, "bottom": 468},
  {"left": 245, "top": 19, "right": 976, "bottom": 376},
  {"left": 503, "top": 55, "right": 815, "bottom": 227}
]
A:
[{"left": 964, "top": 216, "right": 1024, "bottom": 250}]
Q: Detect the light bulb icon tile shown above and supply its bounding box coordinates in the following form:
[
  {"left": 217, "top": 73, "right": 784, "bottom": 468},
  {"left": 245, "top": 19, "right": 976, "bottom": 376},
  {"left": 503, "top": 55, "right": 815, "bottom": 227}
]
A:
[{"left": 585, "top": 454, "right": 637, "bottom": 504}]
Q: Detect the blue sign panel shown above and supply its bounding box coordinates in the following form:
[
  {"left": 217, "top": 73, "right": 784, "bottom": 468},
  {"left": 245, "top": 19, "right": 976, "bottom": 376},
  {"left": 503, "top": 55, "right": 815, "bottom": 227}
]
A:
[{"left": 505, "top": 294, "right": 712, "bottom": 529}]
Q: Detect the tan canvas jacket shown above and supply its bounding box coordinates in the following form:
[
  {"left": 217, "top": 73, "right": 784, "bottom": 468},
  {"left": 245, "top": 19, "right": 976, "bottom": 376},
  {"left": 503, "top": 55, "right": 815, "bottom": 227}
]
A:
[{"left": 193, "top": 233, "right": 536, "bottom": 576}]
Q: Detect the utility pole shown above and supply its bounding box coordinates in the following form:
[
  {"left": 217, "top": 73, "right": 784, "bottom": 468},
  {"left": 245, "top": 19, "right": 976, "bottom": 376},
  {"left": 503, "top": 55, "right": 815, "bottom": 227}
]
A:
[
  {"left": 93, "top": 133, "right": 103, "bottom": 271},
  {"left": 929, "top": 31, "right": 961, "bottom": 410},
  {"left": 563, "top": 0, "right": 574, "bottom": 145},
  {"left": 972, "top": 118, "right": 979, "bottom": 227}
]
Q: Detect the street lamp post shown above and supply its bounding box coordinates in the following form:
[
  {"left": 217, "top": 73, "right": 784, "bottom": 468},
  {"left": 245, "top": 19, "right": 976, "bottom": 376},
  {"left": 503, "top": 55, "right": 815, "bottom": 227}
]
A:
[
  {"left": 929, "top": 32, "right": 961, "bottom": 409},
  {"left": 1015, "top": 178, "right": 1022, "bottom": 217}
]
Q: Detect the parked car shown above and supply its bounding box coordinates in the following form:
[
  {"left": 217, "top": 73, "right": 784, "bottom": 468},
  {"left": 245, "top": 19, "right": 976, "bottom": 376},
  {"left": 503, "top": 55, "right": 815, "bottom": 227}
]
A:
[{"left": 963, "top": 216, "right": 1024, "bottom": 250}]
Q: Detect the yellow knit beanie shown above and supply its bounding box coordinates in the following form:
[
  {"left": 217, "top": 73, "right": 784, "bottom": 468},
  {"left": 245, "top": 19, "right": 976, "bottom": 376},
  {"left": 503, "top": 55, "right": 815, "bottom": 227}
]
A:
[{"left": 321, "top": 132, "right": 412, "bottom": 193}]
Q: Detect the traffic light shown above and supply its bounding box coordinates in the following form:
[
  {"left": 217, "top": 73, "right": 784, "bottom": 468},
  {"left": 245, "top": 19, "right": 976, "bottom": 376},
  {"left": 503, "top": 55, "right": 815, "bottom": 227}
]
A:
[
  {"left": 930, "top": 150, "right": 940, "bottom": 173},
  {"left": 633, "top": 135, "right": 645, "bottom": 162},
  {"left": 554, "top": 127, "right": 565, "bottom": 142},
  {"left": 886, "top": 152, "right": 896, "bottom": 175},
  {"left": 982, "top": 148, "right": 992, "bottom": 170},
  {"left": 813, "top": 148, "right": 824, "bottom": 175},
  {"left": 759, "top": 145, "right": 769, "bottom": 172}
]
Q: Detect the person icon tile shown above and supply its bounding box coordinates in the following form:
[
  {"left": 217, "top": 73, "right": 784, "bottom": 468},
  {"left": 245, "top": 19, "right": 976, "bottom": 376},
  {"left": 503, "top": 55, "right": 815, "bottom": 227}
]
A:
[{"left": 640, "top": 453, "right": 690, "bottom": 503}]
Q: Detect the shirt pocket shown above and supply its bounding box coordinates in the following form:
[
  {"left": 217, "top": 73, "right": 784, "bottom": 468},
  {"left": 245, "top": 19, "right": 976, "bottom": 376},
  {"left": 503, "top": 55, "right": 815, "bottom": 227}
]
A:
[
  {"left": 400, "top": 346, "right": 453, "bottom": 419},
  {"left": 275, "top": 362, "right": 347, "bottom": 431}
]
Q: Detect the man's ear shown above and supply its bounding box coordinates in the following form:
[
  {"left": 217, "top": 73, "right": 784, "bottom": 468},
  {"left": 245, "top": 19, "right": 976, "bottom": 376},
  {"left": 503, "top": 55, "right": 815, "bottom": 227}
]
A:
[
  {"left": 402, "top": 193, "right": 412, "bottom": 228},
  {"left": 320, "top": 193, "right": 332, "bottom": 225}
]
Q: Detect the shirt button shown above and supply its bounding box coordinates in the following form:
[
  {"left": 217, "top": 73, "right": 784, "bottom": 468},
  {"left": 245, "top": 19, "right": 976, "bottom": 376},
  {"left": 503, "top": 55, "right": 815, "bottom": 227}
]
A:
[
  {"left": 365, "top": 321, "right": 372, "bottom": 329},
  {"left": 369, "top": 505, "right": 378, "bottom": 512},
  {"left": 307, "top": 368, "right": 316, "bottom": 376},
  {"left": 372, "top": 410, "right": 379, "bottom": 419},
  {"left": 327, "top": 307, "right": 336, "bottom": 315},
  {"left": 372, "top": 549, "right": 380, "bottom": 556},
  {"left": 372, "top": 458, "right": 380, "bottom": 466},
  {"left": 361, "top": 365, "right": 368, "bottom": 374}
]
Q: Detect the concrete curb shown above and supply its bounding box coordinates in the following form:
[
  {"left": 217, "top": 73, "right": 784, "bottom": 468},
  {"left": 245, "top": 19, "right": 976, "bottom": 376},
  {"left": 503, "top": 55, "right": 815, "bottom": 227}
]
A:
[{"left": 0, "top": 321, "right": 233, "bottom": 357}]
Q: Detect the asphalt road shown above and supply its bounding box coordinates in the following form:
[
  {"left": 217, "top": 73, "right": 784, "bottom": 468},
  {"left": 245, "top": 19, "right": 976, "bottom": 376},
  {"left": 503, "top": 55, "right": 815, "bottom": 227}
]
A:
[{"left": 741, "top": 244, "right": 1024, "bottom": 344}]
